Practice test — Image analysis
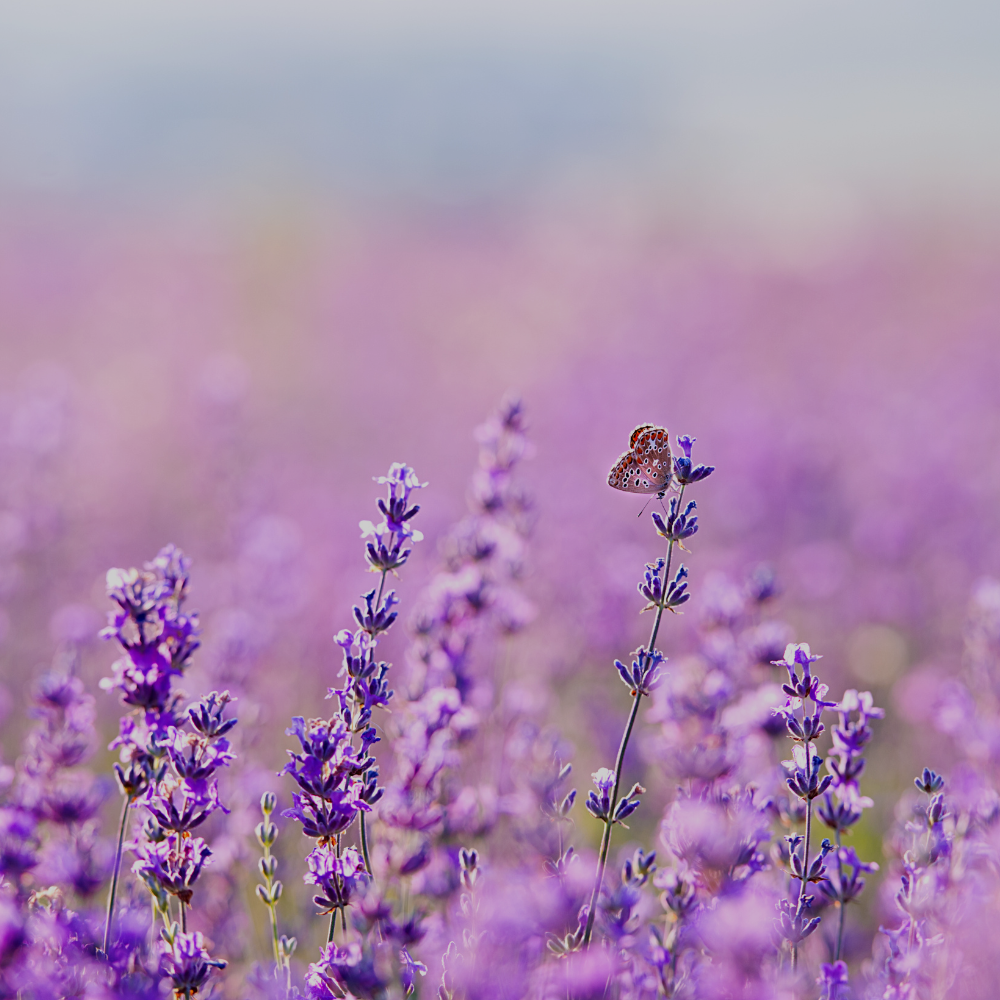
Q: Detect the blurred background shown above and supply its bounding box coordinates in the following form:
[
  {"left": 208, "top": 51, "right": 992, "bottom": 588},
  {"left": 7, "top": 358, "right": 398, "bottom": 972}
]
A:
[{"left": 1, "top": 0, "right": 999, "bottom": 966}]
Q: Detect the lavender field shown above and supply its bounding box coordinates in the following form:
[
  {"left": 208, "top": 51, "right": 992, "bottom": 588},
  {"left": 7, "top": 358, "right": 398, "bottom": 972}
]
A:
[{"left": 2, "top": 3, "right": 1000, "bottom": 998}]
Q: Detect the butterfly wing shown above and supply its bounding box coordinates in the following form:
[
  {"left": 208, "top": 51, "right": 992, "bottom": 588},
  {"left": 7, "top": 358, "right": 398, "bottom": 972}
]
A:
[
  {"left": 608, "top": 426, "right": 672, "bottom": 494},
  {"left": 629, "top": 423, "right": 655, "bottom": 450},
  {"left": 608, "top": 450, "right": 646, "bottom": 492}
]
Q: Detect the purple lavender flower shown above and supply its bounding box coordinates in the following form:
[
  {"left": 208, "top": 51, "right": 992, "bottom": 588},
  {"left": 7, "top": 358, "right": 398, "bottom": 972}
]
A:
[
  {"left": 660, "top": 788, "right": 771, "bottom": 893},
  {"left": 0, "top": 807, "right": 38, "bottom": 879},
  {"left": 99, "top": 547, "right": 236, "bottom": 962},
  {"left": 581, "top": 429, "right": 715, "bottom": 953},
  {"left": 284, "top": 463, "right": 425, "bottom": 966},
  {"left": 614, "top": 646, "right": 665, "bottom": 697},
  {"left": 651, "top": 497, "right": 699, "bottom": 546},
  {"left": 818, "top": 960, "right": 850, "bottom": 1000},
  {"left": 142, "top": 775, "right": 228, "bottom": 834},
  {"left": 813, "top": 688, "right": 882, "bottom": 961},
  {"left": 186, "top": 689, "right": 238, "bottom": 739},
  {"left": 773, "top": 642, "right": 837, "bottom": 970},
  {"left": 304, "top": 842, "right": 368, "bottom": 914},
  {"left": 101, "top": 545, "right": 201, "bottom": 757},
  {"left": 638, "top": 560, "right": 690, "bottom": 613},
  {"left": 281, "top": 715, "right": 372, "bottom": 836},
  {"left": 306, "top": 941, "right": 389, "bottom": 1000},
  {"left": 160, "top": 930, "right": 226, "bottom": 998},
  {"left": 672, "top": 435, "right": 715, "bottom": 485},
  {"left": 359, "top": 463, "right": 426, "bottom": 573},
  {"left": 163, "top": 727, "right": 236, "bottom": 781},
  {"left": 131, "top": 833, "right": 212, "bottom": 903},
  {"left": 818, "top": 846, "right": 878, "bottom": 908},
  {"left": 585, "top": 768, "right": 644, "bottom": 826},
  {"left": 585, "top": 768, "right": 616, "bottom": 822}
]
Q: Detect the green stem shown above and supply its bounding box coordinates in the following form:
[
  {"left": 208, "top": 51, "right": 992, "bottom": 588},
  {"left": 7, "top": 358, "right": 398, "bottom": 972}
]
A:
[
  {"left": 327, "top": 911, "right": 337, "bottom": 944},
  {"left": 582, "top": 488, "right": 685, "bottom": 949},
  {"left": 356, "top": 569, "right": 388, "bottom": 886},
  {"left": 360, "top": 813, "right": 374, "bottom": 879},
  {"left": 261, "top": 843, "right": 282, "bottom": 969},
  {"left": 581, "top": 691, "right": 643, "bottom": 946},
  {"left": 791, "top": 739, "right": 813, "bottom": 974},
  {"left": 181, "top": 900, "right": 188, "bottom": 934},
  {"left": 834, "top": 829, "right": 845, "bottom": 962},
  {"left": 102, "top": 794, "right": 132, "bottom": 956}
]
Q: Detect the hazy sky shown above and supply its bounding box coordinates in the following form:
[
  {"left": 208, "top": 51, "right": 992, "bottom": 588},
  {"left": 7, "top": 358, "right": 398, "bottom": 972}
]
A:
[{"left": 1, "top": 1, "right": 998, "bottom": 231}]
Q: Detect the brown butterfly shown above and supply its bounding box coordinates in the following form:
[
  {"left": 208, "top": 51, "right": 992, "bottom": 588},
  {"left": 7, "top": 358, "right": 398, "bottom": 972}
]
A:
[{"left": 607, "top": 424, "right": 673, "bottom": 496}]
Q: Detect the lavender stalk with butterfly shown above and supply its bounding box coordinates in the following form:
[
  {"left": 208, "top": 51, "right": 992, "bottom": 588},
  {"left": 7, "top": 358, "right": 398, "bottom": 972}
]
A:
[{"left": 580, "top": 427, "right": 714, "bottom": 948}]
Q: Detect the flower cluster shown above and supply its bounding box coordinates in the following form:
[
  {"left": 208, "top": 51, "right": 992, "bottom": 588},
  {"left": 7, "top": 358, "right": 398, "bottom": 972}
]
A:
[
  {"left": 0, "top": 654, "right": 153, "bottom": 996},
  {"left": 379, "top": 398, "right": 533, "bottom": 866},
  {"left": 97, "top": 546, "right": 234, "bottom": 998},
  {"left": 773, "top": 643, "right": 837, "bottom": 964},
  {"left": 100, "top": 545, "right": 200, "bottom": 739},
  {"left": 13, "top": 402, "right": 1000, "bottom": 1000},
  {"left": 579, "top": 432, "right": 714, "bottom": 956},
  {"left": 282, "top": 462, "right": 424, "bottom": 988}
]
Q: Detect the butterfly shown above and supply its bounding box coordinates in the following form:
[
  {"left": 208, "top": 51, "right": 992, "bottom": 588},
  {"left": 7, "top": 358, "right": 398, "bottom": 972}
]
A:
[{"left": 607, "top": 424, "right": 673, "bottom": 496}]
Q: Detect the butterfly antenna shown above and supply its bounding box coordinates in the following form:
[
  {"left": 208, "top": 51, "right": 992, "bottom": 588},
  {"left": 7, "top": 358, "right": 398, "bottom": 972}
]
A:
[{"left": 637, "top": 496, "right": 653, "bottom": 518}]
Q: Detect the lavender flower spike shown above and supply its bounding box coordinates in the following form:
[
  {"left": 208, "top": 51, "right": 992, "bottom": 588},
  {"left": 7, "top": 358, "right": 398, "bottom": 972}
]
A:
[
  {"left": 285, "top": 463, "right": 424, "bottom": 954},
  {"left": 582, "top": 430, "right": 714, "bottom": 950},
  {"left": 773, "top": 641, "right": 840, "bottom": 971},
  {"left": 161, "top": 929, "right": 227, "bottom": 999}
]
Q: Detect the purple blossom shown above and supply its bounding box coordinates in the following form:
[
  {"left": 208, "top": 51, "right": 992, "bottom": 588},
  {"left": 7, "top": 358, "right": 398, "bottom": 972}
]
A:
[
  {"left": 359, "top": 463, "right": 426, "bottom": 573},
  {"left": 143, "top": 775, "right": 228, "bottom": 833},
  {"left": 672, "top": 434, "right": 715, "bottom": 485},
  {"left": 163, "top": 728, "right": 236, "bottom": 780},
  {"left": 818, "top": 960, "right": 850, "bottom": 1000},
  {"left": 186, "top": 690, "right": 237, "bottom": 739},
  {"left": 660, "top": 789, "right": 771, "bottom": 892},
  {"left": 638, "top": 559, "right": 690, "bottom": 612},
  {"left": 160, "top": 931, "right": 226, "bottom": 997},
  {"left": 818, "top": 846, "right": 878, "bottom": 907},
  {"left": 131, "top": 832, "right": 212, "bottom": 902},
  {"left": 100, "top": 546, "right": 202, "bottom": 762},
  {"left": 304, "top": 843, "right": 368, "bottom": 914},
  {"left": 306, "top": 942, "right": 389, "bottom": 1000},
  {"left": 651, "top": 497, "right": 699, "bottom": 545},
  {"left": 614, "top": 646, "right": 665, "bottom": 697},
  {"left": 0, "top": 807, "right": 39, "bottom": 878}
]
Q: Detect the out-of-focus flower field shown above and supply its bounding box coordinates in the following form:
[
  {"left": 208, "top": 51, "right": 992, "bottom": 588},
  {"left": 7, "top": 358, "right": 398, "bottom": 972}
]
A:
[
  {"left": 3, "top": 3, "right": 1000, "bottom": 997},
  {"left": 3, "top": 212, "right": 1000, "bottom": 995}
]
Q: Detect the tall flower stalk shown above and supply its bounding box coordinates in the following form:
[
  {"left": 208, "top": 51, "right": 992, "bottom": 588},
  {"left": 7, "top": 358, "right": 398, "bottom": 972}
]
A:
[
  {"left": 817, "top": 689, "right": 882, "bottom": 962},
  {"left": 581, "top": 433, "right": 714, "bottom": 948},
  {"left": 98, "top": 545, "right": 201, "bottom": 954},
  {"left": 773, "top": 644, "right": 836, "bottom": 972},
  {"left": 282, "top": 463, "right": 424, "bottom": 964}
]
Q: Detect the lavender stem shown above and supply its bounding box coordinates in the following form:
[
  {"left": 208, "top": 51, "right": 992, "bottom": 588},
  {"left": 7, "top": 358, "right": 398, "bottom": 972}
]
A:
[
  {"left": 357, "top": 568, "right": 388, "bottom": 884},
  {"left": 581, "top": 688, "right": 644, "bottom": 947},
  {"left": 791, "top": 737, "right": 813, "bottom": 973},
  {"left": 582, "top": 487, "right": 685, "bottom": 949},
  {"left": 835, "top": 830, "right": 845, "bottom": 962},
  {"left": 102, "top": 793, "right": 133, "bottom": 957},
  {"left": 359, "top": 814, "right": 373, "bottom": 881}
]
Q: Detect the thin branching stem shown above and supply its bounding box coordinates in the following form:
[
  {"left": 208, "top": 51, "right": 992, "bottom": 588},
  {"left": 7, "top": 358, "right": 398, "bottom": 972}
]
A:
[
  {"left": 102, "top": 793, "right": 133, "bottom": 957},
  {"left": 358, "top": 568, "right": 388, "bottom": 883},
  {"left": 835, "top": 830, "right": 845, "bottom": 962},
  {"left": 790, "top": 739, "right": 813, "bottom": 973},
  {"left": 582, "top": 487, "right": 685, "bottom": 948}
]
